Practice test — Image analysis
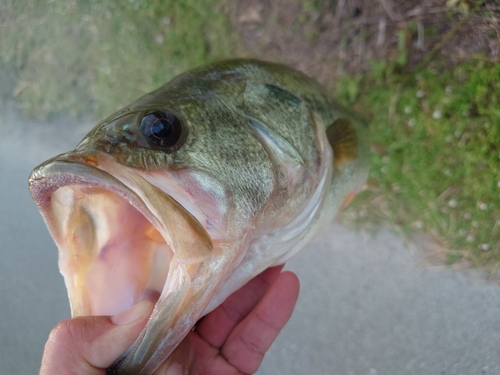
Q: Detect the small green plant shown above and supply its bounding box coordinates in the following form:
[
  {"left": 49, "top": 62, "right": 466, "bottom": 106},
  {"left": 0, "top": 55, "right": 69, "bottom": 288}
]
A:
[
  {"left": 396, "top": 29, "right": 408, "bottom": 67},
  {"left": 446, "top": 0, "right": 484, "bottom": 15},
  {"left": 303, "top": 0, "right": 324, "bottom": 12}
]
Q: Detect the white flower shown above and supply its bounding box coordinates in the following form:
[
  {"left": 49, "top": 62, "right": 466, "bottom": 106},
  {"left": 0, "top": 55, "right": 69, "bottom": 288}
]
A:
[
  {"left": 478, "top": 202, "right": 487, "bottom": 211},
  {"left": 391, "top": 184, "right": 401, "bottom": 193},
  {"left": 480, "top": 243, "right": 491, "bottom": 251},
  {"left": 154, "top": 35, "right": 164, "bottom": 44},
  {"left": 433, "top": 110, "right": 442, "bottom": 119}
]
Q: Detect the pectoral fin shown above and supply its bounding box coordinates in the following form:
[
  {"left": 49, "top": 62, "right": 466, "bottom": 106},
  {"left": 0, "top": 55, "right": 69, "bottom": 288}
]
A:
[
  {"left": 340, "top": 191, "right": 357, "bottom": 210},
  {"left": 326, "top": 118, "right": 358, "bottom": 168}
]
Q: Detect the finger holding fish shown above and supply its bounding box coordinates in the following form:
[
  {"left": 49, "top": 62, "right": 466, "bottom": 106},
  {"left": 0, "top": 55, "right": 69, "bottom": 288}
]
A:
[{"left": 40, "top": 300, "right": 155, "bottom": 375}]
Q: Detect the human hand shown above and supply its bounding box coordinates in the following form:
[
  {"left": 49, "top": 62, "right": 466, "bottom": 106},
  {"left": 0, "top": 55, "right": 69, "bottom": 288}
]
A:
[{"left": 40, "top": 265, "right": 300, "bottom": 375}]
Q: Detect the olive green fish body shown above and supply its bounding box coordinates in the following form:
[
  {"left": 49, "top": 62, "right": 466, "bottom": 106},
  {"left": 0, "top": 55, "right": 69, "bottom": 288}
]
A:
[{"left": 29, "top": 59, "right": 369, "bottom": 374}]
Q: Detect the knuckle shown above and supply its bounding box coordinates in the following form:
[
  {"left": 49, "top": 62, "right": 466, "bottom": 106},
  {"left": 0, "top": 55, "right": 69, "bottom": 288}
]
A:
[{"left": 48, "top": 316, "right": 101, "bottom": 351}]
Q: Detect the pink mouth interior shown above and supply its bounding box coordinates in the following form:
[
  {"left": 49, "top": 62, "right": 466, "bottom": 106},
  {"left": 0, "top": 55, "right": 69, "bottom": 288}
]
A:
[{"left": 50, "top": 185, "right": 172, "bottom": 316}]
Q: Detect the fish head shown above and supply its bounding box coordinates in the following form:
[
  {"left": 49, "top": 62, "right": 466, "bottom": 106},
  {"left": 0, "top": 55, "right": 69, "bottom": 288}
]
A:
[{"left": 28, "top": 79, "right": 282, "bottom": 373}]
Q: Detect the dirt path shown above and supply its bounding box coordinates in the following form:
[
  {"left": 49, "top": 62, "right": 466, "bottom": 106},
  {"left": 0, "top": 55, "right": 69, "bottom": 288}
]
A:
[{"left": 230, "top": 0, "right": 499, "bottom": 84}]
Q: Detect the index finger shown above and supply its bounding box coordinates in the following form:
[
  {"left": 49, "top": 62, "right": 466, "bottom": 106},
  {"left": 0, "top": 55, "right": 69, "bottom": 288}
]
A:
[
  {"left": 194, "top": 265, "right": 285, "bottom": 349},
  {"left": 221, "top": 271, "right": 300, "bottom": 374}
]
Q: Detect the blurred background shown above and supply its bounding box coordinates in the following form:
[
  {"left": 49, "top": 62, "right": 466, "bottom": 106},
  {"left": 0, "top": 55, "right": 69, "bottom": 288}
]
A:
[{"left": 1, "top": 1, "right": 500, "bottom": 374}]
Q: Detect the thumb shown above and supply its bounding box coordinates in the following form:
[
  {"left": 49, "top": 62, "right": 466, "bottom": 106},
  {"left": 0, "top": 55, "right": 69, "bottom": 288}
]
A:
[{"left": 40, "top": 300, "right": 154, "bottom": 375}]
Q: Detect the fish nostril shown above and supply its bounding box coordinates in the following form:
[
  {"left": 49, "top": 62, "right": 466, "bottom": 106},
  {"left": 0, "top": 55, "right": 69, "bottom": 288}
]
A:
[
  {"left": 66, "top": 154, "right": 85, "bottom": 163},
  {"left": 103, "top": 133, "right": 118, "bottom": 143}
]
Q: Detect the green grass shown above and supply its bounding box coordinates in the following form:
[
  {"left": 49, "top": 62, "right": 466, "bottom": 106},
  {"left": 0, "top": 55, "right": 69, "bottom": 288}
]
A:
[
  {"left": 0, "top": 0, "right": 237, "bottom": 119},
  {"left": 335, "top": 59, "right": 500, "bottom": 269}
]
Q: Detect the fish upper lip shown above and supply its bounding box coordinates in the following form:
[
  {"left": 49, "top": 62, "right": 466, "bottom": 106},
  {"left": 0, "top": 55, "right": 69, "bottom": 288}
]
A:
[
  {"left": 29, "top": 156, "right": 142, "bottom": 212},
  {"left": 30, "top": 157, "right": 112, "bottom": 186}
]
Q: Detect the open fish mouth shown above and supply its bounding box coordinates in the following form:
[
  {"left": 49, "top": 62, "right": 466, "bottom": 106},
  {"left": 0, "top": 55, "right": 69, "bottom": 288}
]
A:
[{"left": 29, "top": 157, "right": 212, "bottom": 318}]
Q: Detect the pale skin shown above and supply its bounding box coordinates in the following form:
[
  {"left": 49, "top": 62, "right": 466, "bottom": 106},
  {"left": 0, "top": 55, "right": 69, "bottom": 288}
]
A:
[{"left": 40, "top": 266, "right": 300, "bottom": 375}]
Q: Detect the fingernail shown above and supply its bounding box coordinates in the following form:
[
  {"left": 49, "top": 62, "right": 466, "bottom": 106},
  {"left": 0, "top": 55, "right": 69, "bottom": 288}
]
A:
[
  {"left": 165, "top": 363, "right": 183, "bottom": 375},
  {"left": 111, "top": 300, "right": 154, "bottom": 326}
]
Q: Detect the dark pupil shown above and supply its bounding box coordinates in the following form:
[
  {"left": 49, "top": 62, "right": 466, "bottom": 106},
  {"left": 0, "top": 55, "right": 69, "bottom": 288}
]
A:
[
  {"left": 140, "top": 111, "right": 182, "bottom": 149},
  {"left": 150, "top": 116, "right": 173, "bottom": 139}
]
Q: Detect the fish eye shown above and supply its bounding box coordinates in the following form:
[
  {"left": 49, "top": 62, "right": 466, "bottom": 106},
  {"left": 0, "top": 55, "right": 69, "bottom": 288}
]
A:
[{"left": 139, "top": 111, "right": 185, "bottom": 151}]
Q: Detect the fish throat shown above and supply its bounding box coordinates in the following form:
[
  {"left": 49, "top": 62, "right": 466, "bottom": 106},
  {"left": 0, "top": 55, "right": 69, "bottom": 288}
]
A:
[{"left": 52, "top": 184, "right": 172, "bottom": 316}]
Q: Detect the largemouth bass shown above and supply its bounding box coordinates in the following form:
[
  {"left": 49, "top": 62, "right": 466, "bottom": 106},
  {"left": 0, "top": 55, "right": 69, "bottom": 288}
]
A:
[{"left": 29, "top": 59, "right": 369, "bottom": 374}]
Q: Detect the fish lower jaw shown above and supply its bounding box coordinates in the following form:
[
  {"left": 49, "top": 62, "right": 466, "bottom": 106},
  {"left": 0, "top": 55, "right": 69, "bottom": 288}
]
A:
[{"left": 50, "top": 184, "right": 175, "bottom": 317}]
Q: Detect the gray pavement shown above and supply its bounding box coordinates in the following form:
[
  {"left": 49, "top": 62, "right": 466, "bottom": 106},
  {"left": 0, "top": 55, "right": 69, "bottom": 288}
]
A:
[{"left": 1, "top": 111, "right": 500, "bottom": 375}]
